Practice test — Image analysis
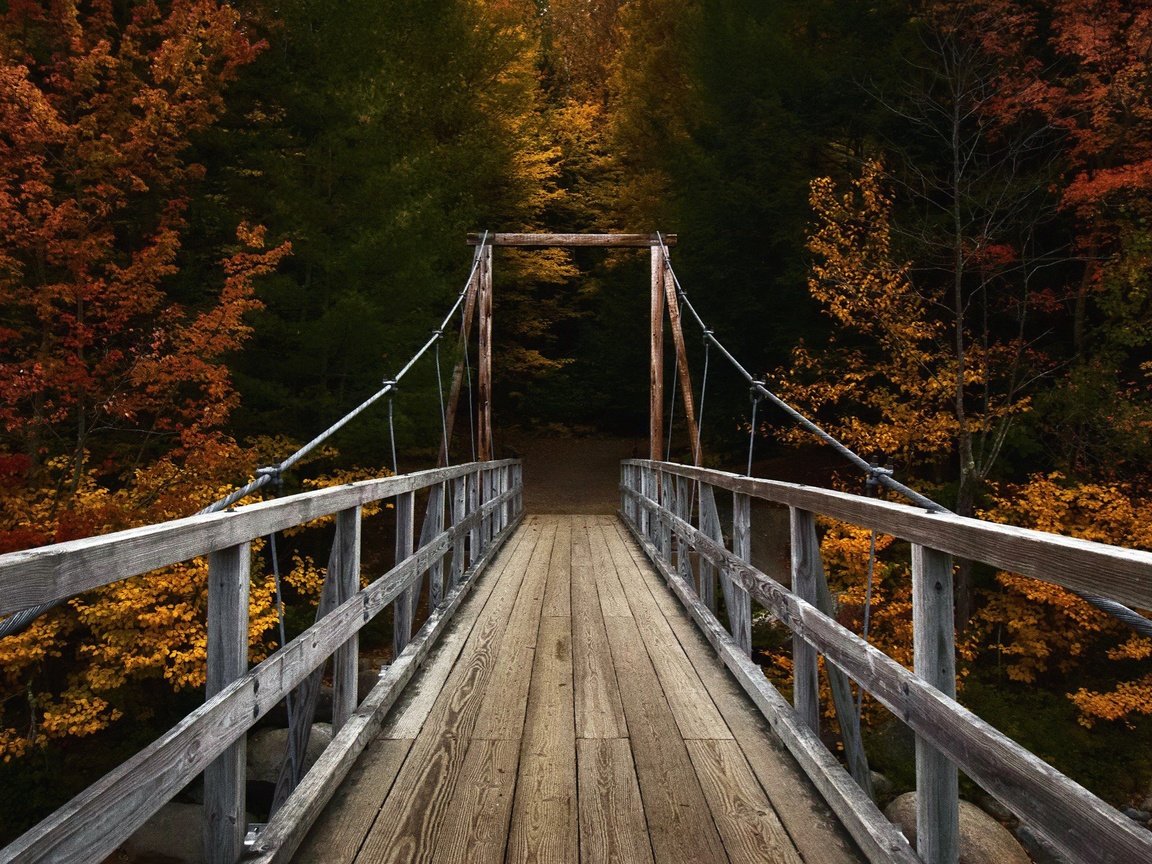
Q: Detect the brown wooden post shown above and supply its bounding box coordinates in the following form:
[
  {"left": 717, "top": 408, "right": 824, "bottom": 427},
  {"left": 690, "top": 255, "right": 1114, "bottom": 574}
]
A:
[
  {"left": 663, "top": 257, "right": 700, "bottom": 465},
  {"left": 478, "top": 242, "right": 493, "bottom": 461},
  {"left": 441, "top": 273, "right": 479, "bottom": 467},
  {"left": 913, "top": 544, "right": 959, "bottom": 864},
  {"left": 650, "top": 246, "right": 665, "bottom": 461},
  {"left": 205, "top": 542, "right": 250, "bottom": 864}
]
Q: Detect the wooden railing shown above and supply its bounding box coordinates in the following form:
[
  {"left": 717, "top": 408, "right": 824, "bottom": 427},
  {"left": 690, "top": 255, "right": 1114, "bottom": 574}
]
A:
[
  {"left": 0, "top": 459, "right": 523, "bottom": 864},
  {"left": 620, "top": 460, "right": 1152, "bottom": 864}
]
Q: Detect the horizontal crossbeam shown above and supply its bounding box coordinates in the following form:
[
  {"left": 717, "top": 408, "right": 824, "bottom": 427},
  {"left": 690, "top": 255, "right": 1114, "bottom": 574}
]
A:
[{"left": 466, "top": 232, "right": 677, "bottom": 247}]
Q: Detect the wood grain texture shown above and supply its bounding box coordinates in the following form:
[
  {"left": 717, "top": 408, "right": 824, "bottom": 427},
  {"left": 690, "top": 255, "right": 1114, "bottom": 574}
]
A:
[
  {"left": 686, "top": 739, "right": 806, "bottom": 864},
  {"left": 789, "top": 509, "right": 821, "bottom": 736},
  {"left": 626, "top": 542, "right": 863, "bottom": 864},
  {"left": 618, "top": 509, "right": 918, "bottom": 864},
  {"left": 624, "top": 460, "right": 1152, "bottom": 611},
  {"left": 588, "top": 518, "right": 631, "bottom": 618},
  {"left": 428, "top": 739, "right": 521, "bottom": 863},
  {"left": 2, "top": 498, "right": 521, "bottom": 864},
  {"left": 233, "top": 513, "right": 525, "bottom": 864},
  {"left": 466, "top": 232, "right": 676, "bottom": 247},
  {"left": 291, "top": 737, "right": 413, "bottom": 863},
  {"left": 664, "top": 265, "right": 700, "bottom": 466},
  {"left": 204, "top": 543, "right": 250, "bottom": 864},
  {"left": 471, "top": 521, "right": 556, "bottom": 740},
  {"left": 912, "top": 544, "right": 959, "bottom": 864},
  {"left": 332, "top": 507, "right": 363, "bottom": 734},
  {"left": 393, "top": 491, "right": 416, "bottom": 657},
  {"left": 571, "top": 524, "right": 627, "bottom": 740},
  {"left": 0, "top": 461, "right": 519, "bottom": 616},
  {"left": 599, "top": 519, "right": 730, "bottom": 741},
  {"left": 576, "top": 739, "right": 654, "bottom": 864},
  {"left": 622, "top": 498, "right": 1152, "bottom": 864},
  {"left": 604, "top": 615, "right": 728, "bottom": 864},
  {"left": 542, "top": 520, "right": 572, "bottom": 617},
  {"left": 507, "top": 616, "right": 577, "bottom": 864},
  {"left": 351, "top": 524, "right": 541, "bottom": 864},
  {"left": 478, "top": 244, "right": 493, "bottom": 461},
  {"left": 649, "top": 247, "right": 664, "bottom": 462}
]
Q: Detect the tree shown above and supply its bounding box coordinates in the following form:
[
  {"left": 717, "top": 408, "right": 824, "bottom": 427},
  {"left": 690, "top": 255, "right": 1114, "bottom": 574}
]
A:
[{"left": 0, "top": 0, "right": 288, "bottom": 760}]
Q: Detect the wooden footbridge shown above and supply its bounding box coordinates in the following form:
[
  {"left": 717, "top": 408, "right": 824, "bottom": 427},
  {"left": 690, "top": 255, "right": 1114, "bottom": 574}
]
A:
[{"left": 2, "top": 235, "right": 1152, "bottom": 864}]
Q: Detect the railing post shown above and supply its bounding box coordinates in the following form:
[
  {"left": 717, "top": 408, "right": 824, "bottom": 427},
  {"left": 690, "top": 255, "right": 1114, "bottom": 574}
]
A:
[
  {"left": 677, "top": 474, "right": 702, "bottom": 603},
  {"left": 658, "top": 470, "right": 672, "bottom": 561},
  {"left": 650, "top": 248, "right": 665, "bottom": 461},
  {"left": 393, "top": 490, "right": 415, "bottom": 657},
  {"left": 704, "top": 485, "right": 750, "bottom": 653},
  {"left": 332, "top": 507, "right": 362, "bottom": 732},
  {"left": 468, "top": 468, "right": 481, "bottom": 561},
  {"left": 452, "top": 475, "right": 467, "bottom": 586},
  {"left": 639, "top": 466, "right": 651, "bottom": 539},
  {"left": 204, "top": 542, "right": 250, "bottom": 864},
  {"left": 789, "top": 508, "right": 821, "bottom": 735},
  {"left": 913, "top": 544, "right": 959, "bottom": 864},
  {"left": 424, "top": 484, "right": 446, "bottom": 608}
]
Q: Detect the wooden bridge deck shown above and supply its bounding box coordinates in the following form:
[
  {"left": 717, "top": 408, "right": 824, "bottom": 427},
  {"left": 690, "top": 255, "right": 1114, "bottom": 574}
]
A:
[{"left": 296, "top": 514, "right": 862, "bottom": 864}]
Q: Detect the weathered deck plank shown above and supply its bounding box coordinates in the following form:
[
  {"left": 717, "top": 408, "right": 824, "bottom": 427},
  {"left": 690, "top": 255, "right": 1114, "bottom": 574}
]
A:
[{"left": 296, "top": 515, "right": 864, "bottom": 864}]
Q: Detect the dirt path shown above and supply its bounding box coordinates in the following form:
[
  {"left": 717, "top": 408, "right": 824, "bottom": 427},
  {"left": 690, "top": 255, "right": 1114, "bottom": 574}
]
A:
[{"left": 505, "top": 435, "right": 644, "bottom": 514}]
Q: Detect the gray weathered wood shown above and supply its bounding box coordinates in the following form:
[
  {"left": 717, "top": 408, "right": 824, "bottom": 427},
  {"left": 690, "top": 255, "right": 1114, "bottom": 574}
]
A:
[
  {"left": 730, "top": 491, "right": 753, "bottom": 656},
  {"left": 618, "top": 508, "right": 923, "bottom": 864},
  {"left": 789, "top": 509, "right": 821, "bottom": 736},
  {"left": 393, "top": 491, "right": 416, "bottom": 657},
  {"left": 420, "top": 485, "right": 446, "bottom": 609},
  {"left": 675, "top": 474, "right": 696, "bottom": 599},
  {"left": 451, "top": 476, "right": 467, "bottom": 587},
  {"left": 621, "top": 490, "right": 1152, "bottom": 864},
  {"left": 204, "top": 543, "right": 250, "bottom": 864},
  {"left": 913, "top": 544, "right": 959, "bottom": 864},
  {"left": 467, "top": 232, "right": 676, "bottom": 247},
  {"left": 244, "top": 511, "right": 523, "bottom": 864},
  {"left": 702, "top": 485, "right": 749, "bottom": 655},
  {"left": 0, "top": 460, "right": 518, "bottom": 616},
  {"left": 0, "top": 490, "right": 518, "bottom": 864},
  {"left": 650, "top": 246, "right": 665, "bottom": 462},
  {"left": 621, "top": 460, "right": 1152, "bottom": 612},
  {"left": 332, "top": 507, "right": 362, "bottom": 733}
]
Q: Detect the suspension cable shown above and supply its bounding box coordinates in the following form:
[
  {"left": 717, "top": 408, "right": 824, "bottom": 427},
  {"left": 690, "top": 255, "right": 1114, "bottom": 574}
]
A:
[
  {"left": 653, "top": 233, "right": 1152, "bottom": 640},
  {"left": 0, "top": 233, "right": 492, "bottom": 641}
]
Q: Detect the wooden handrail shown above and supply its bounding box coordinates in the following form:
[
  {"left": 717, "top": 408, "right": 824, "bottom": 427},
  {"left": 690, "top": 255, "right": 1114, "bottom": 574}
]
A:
[
  {"left": 623, "top": 460, "right": 1152, "bottom": 610},
  {"left": 1, "top": 461, "right": 524, "bottom": 864},
  {"left": 619, "top": 461, "right": 1152, "bottom": 864},
  {"left": 0, "top": 460, "right": 519, "bottom": 617}
]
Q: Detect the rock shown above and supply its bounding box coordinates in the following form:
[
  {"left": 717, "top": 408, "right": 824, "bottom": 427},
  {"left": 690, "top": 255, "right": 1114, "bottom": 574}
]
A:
[
  {"left": 1015, "top": 824, "right": 1073, "bottom": 864},
  {"left": 264, "top": 687, "right": 334, "bottom": 727},
  {"left": 359, "top": 666, "right": 383, "bottom": 701},
  {"left": 1142, "top": 794, "right": 1152, "bottom": 814},
  {"left": 975, "top": 793, "right": 1015, "bottom": 824},
  {"left": 118, "top": 802, "right": 203, "bottom": 864},
  {"left": 1124, "top": 807, "right": 1151, "bottom": 825},
  {"left": 885, "top": 792, "right": 1031, "bottom": 864},
  {"left": 247, "top": 722, "right": 334, "bottom": 784},
  {"left": 870, "top": 771, "right": 894, "bottom": 799}
]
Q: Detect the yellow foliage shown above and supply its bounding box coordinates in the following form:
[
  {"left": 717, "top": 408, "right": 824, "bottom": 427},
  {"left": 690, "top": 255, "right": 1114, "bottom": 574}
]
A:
[{"left": 977, "top": 473, "right": 1152, "bottom": 724}]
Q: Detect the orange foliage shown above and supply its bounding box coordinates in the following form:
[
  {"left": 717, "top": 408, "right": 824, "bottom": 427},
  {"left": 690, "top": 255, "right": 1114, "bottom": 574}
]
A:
[{"left": 978, "top": 474, "right": 1152, "bottom": 725}]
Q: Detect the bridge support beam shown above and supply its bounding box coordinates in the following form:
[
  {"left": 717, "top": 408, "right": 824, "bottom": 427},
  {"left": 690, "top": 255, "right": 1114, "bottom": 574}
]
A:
[
  {"left": 650, "top": 246, "right": 665, "bottom": 462},
  {"left": 478, "top": 242, "right": 493, "bottom": 461}
]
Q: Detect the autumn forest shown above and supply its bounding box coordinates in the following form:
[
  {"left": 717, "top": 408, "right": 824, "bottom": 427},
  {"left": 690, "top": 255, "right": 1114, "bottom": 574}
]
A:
[{"left": 2, "top": 0, "right": 1152, "bottom": 843}]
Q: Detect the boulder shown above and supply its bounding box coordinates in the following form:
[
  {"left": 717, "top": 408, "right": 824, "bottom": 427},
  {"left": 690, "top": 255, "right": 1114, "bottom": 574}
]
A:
[
  {"left": 869, "top": 771, "right": 894, "bottom": 800},
  {"left": 885, "top": 792, "right": 1031, "bottom": 864},
  {"left": 974, "top": 792, "right": 1015, "bottom": 824},
  {"left": 117, "top": 802, "right": 204, "bottom": 864},
  {"left": 247, "top": 722, "right": 333, "bottom": 784}
]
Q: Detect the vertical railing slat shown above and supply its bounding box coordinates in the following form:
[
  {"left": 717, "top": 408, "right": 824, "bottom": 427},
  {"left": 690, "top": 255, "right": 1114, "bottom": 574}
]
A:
[
  {"left": 392, "top": 490, "right": 415, "bottom": 657},
  {"left": 913, "top": 544, "right": 960, "bottom": 864},
  {"left": 789, "top": 508, "right": 821, "bottom": 735},
  {"left": 332, "top": 506, "right": 361, "bottom": 733},
  {"left": 452, "top": 475, "right": 467, "bottom": 587},
  {"left": 204, "top": 542, "right": 250, "bottom": 864}
]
